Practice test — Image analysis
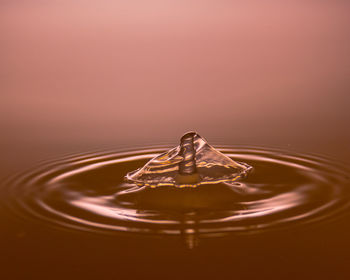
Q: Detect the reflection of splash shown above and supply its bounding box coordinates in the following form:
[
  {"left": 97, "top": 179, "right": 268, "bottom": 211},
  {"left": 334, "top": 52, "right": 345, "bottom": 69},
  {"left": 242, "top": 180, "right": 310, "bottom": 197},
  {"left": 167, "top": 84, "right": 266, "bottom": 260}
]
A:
[
  {"left": 181, "top": 214, "right": 200, "bottom": 249},
  {"left": 3, "top": 147, "right": 350, "bottom": 248}
]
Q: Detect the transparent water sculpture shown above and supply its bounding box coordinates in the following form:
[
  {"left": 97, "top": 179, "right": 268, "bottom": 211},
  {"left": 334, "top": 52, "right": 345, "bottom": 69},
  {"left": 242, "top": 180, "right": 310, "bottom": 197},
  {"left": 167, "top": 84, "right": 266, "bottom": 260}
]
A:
[{"left": 125, "top": 132, "right": 252, "bottom": 187}]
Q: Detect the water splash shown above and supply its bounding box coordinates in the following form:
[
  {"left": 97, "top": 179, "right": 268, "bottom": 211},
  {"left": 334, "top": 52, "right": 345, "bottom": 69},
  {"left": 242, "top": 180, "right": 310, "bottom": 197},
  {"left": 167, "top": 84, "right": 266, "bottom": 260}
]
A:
[{"left": 125, "top": 132, "right": 252, "bottom": 187}]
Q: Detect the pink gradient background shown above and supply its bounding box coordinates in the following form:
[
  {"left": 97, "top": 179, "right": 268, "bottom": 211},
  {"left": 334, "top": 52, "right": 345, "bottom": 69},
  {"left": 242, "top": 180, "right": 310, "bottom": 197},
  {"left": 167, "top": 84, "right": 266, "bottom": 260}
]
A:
[{"left": 1, "top": 0, "right": 350, "bottom": 166}]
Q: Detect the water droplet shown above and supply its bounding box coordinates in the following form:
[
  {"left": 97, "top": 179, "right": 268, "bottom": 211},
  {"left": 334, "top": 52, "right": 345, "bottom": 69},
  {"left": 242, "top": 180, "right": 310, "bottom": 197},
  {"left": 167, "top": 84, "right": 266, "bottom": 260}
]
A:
[{"left": 125, "top": 132, "right": 252, "bottom": 187}]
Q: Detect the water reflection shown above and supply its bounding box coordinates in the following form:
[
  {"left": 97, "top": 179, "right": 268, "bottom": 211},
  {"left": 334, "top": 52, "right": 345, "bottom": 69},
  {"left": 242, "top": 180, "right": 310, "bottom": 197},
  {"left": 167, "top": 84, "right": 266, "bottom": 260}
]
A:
[{"left": 3, "top": 147, "right": 350, "bottom": 248}]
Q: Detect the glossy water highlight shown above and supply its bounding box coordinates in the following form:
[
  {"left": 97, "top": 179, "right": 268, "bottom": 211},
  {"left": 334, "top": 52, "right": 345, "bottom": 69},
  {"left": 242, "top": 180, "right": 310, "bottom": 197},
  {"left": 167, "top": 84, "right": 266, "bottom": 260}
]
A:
[{"left": 3, "top": 147, "right": 350, "bottom": 242}]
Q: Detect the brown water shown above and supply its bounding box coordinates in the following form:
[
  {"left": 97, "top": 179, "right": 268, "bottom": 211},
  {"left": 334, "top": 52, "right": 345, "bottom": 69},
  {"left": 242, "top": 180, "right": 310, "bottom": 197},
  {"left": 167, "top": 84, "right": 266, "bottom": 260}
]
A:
[
  {"left": 1, "top": 144, "right": 350, "bottom": 279},
  {"left": 2, "top": 1, "right": 350, "bottom": 279}
]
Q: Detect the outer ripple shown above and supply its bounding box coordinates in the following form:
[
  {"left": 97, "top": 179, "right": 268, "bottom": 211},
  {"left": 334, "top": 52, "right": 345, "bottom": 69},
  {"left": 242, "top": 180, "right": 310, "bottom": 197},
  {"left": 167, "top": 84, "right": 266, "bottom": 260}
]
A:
[{"left": 2, "top": 147, "right": 350, "bottom": 238}]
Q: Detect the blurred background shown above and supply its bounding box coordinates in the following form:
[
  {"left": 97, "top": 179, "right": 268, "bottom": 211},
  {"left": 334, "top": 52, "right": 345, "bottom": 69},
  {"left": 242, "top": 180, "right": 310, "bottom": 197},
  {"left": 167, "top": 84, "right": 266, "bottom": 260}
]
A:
[{"left": 1, "top": 0, "right": 350, "bottom": 171}]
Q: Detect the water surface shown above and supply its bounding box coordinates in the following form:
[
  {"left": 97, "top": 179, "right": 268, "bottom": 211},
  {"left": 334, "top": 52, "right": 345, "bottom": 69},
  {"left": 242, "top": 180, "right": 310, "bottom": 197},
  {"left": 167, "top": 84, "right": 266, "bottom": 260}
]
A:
[{"left": 1, "top": 145, "right": 350, "bottom": 280}]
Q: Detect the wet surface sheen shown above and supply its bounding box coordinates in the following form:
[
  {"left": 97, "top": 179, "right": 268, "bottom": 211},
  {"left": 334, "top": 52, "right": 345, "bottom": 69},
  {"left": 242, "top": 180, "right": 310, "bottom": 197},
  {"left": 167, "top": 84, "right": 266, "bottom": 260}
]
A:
[{"left": 4, "top": 147, "right": 350, "bottom": 245}]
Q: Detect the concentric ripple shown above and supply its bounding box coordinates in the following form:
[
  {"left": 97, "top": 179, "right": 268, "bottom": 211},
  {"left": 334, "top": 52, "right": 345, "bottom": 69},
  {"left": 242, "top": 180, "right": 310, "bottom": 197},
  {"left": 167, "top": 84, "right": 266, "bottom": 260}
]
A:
[{"left": 3, "top": 147, "right": 350, "bottom": 238}]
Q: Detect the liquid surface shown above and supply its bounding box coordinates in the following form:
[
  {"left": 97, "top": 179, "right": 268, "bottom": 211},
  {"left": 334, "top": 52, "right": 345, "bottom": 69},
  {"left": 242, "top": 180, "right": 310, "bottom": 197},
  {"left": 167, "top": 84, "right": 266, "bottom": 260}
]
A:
[{"left": 4, "top": 147, "right": 350, "bottom": 246}]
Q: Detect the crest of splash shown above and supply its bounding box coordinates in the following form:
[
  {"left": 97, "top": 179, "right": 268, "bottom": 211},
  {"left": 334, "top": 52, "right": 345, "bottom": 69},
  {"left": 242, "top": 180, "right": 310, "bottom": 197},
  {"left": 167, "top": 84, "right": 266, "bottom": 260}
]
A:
[{"left": 125, "top": 132, "right": 252, "bottom": 187}]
